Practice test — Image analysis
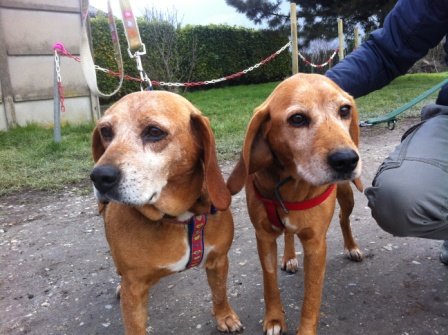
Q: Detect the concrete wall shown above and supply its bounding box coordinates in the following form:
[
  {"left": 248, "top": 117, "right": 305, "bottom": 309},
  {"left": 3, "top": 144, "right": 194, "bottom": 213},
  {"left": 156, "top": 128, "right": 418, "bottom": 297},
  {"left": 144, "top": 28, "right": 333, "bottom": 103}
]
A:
[{"left": 0, "top": 0, "right": 99, "bottom": 131}]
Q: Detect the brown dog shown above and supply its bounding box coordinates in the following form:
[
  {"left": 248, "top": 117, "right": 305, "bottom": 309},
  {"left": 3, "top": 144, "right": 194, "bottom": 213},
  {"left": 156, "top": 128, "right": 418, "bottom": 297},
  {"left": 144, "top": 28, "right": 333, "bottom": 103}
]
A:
[
  {"left": 90, "top": 91, "right": 243, "bottom": 334},
  {"left": 227, "top": 73, "right": 363, "bottom": 335}
]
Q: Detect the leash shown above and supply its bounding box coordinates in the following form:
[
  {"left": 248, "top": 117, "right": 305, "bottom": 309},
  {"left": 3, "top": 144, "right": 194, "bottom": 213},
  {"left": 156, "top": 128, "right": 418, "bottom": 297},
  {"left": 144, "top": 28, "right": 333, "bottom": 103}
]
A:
[
  {"left": 80, "top": 0, "right": 152, "bottom": 97},
  {"left": 360, "top": 78, "right": 448, "bottom": 129},
  {"left": 253, "top": 178, "right": 336, "bottom": 229},
  {"left": 119, "top": 0, "right": 153, "bottom": 91},
  {"left": 80, "top": 0, "right": 124, "bottom": 98}
]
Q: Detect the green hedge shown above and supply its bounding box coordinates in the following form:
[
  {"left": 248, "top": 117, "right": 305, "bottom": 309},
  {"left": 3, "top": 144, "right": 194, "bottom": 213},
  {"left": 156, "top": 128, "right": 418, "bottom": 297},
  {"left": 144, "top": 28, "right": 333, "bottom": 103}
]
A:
[
  {"left": 179, "top": 25, "right": 290, "bottom": 87},
  {"left": 90, "top": 18, "right": 290, "bottom": 101}
]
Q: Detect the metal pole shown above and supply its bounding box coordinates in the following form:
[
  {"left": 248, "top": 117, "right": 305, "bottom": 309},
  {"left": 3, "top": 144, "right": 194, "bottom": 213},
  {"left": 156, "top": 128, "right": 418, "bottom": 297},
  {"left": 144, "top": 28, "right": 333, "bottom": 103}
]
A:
[
  {"left": 338, "top": 18, "right": 344, "bottom": 60},
  {"left": 290, "top": 2, "right": 299, "bottom": 74},
  {"left": 53, "top": 51, "right": 61, "bottom": 143}
]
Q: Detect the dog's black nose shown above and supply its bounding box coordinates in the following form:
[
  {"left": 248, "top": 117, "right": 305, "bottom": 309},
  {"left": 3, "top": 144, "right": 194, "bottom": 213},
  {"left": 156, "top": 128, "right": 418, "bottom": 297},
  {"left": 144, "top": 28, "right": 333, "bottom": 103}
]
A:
[
  {"left": 90, "top": 165, "right": 121, "bottom": 193},
  {"left": 327, "top": 149, "right": 359, "bottom": 174}
]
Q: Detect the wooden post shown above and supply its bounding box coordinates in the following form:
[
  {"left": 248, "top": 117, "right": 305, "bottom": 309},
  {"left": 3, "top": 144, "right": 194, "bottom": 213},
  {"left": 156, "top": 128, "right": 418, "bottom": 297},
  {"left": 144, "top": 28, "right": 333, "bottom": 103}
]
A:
[
  {"left": 337, "top": 18, "right": 344, "bottom": 60},
  {"left": 290, "top": 2, "right": 299, "bottom": 74},
  {"left": 354, "top": 26, "right": 360, "bottom": 50}
]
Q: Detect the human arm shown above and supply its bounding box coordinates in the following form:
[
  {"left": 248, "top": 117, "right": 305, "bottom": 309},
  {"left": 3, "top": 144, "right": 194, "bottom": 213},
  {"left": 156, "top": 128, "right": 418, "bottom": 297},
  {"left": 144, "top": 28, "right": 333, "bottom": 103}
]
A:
[{"left": 326, "top": 0, "right": 448, "bottom": 98}]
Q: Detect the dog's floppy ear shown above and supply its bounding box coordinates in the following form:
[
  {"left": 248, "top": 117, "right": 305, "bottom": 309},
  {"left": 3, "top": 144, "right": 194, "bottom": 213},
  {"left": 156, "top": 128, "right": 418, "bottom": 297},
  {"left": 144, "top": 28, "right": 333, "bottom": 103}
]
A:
[
  {"left": 349, "top": 102, "right": 360, "bottom": 147},
  {"left": 349, "top": 103, "right": 364, "bottom": 192},
  {"left": 92, "top": 126, "right": 105, "bottom": 163},
  {"left": 227, "top": 101, "right": 273, "bottom": 195},
  {"left": 191, "top": 113, "right": 231, "bottom": 211}
]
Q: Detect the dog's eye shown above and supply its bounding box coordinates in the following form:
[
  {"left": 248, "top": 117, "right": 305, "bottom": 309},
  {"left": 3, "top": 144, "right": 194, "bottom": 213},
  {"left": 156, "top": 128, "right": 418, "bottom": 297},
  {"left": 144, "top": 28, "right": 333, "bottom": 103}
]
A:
[
  {"left": 288, "top": 113, "right": 309, "bottom": 127},
  {"left": 100, "top": 126, "right": 113, "bottom": 140},
  {"left": 142, "top": 126, "right": 167, "bottom": 143},
  {"left": 339, "top": 105, "right": 351, "bottom": 119}
]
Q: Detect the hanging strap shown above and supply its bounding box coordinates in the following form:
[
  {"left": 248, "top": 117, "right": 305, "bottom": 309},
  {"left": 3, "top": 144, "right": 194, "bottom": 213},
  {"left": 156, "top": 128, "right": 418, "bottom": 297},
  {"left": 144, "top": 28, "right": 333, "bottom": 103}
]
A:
[
  {"left": 80, "top": 0, "right": 124, "bottom": 98},
  {"left": 119, "top": 0, "right": 152, "bottom": 90},
  {"left": 119, "top": 0, "right": 144, "bottom": 54}
]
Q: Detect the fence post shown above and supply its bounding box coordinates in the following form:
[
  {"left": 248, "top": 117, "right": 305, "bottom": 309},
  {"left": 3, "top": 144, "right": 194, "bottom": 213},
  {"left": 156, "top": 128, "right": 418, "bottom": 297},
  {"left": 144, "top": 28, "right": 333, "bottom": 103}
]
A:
[
  {"left": 290, "top": 2, "right": 299, "bottom": 74},
  {"left": 337, "top": 18, "right": 344, "bottom": 60},
  {"left": 354, "top": 26, "right": 359, "bottom": 49}
]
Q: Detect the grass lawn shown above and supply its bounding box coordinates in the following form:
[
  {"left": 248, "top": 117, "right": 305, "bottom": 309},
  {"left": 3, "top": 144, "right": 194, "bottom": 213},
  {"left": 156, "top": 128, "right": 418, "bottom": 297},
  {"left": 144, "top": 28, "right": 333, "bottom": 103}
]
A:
[
  {"left": 0, "top": 72, "right": 446, "bottom": 195},
  {"left": 356, "top": 72, "right": 447, "bottom": 118},
  {"left": 0, "top": 123, "right": 93, "bottom": 195}
]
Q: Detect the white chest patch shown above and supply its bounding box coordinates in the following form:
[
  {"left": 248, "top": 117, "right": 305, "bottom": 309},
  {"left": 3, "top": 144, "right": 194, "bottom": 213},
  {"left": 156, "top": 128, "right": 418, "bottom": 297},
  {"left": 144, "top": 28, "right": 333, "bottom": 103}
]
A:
[
  {"left": 176, "top": 211, "right": 194, "bottom": 222},
  {"left": 282, "top": 217, "right": 296, "bottom": 232},
  {"left": 160, "top": 233, "right": 214, "bottom": 272},
  {"left": 163, "top": 235, "right": 190, "bottom": 272}
]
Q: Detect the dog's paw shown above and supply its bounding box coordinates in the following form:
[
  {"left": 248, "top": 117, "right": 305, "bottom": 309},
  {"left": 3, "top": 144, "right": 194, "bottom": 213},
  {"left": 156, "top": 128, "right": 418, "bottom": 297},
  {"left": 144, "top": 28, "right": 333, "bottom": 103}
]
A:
[
  {"left": 216, "top": 311, "right": 244, "bottom": 333},
  {"left": 264, "top": 319, "right": 286, "bottom": 335},
  {"left": 345, "top": 247, "right": 363, "bottom": 262},
  {"left": 281, "top": 257, "right": 299, "bottom": 273}
]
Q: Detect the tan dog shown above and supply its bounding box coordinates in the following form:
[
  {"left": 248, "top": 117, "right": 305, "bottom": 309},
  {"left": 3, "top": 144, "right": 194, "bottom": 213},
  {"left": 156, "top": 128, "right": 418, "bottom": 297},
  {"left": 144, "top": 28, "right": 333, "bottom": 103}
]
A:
[
  {"left": 227, "top": 73, "right": 363, "bottom": 335},
  {"left": 90, "top": 91, "right": 243, "bottom": 334}
]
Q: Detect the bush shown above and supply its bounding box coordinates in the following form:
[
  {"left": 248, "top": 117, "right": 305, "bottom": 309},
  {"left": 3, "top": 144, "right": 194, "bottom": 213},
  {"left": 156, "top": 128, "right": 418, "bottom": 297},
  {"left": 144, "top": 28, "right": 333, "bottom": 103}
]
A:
[{"left": 180, "top": 25, "right": 290, "bottom": 88}]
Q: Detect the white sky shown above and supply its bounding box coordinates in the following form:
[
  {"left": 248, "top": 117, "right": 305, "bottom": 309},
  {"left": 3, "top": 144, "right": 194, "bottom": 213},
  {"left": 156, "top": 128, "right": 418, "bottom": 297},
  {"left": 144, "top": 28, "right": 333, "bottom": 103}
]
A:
[{"left": 89, "top": 0, "right": 285, "bottom": 29}]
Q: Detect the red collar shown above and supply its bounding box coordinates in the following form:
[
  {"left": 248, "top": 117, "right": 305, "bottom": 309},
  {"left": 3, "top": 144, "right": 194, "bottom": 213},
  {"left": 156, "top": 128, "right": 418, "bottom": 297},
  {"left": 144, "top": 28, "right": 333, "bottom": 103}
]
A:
[{"left": 253, "top": 182, "right": 336, "bottom": 229}]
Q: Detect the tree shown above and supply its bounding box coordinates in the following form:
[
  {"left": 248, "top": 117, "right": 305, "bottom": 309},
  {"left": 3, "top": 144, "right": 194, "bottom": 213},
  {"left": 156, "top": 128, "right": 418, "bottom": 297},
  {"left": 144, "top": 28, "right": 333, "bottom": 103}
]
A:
[
  {"left": 225, "top": 0, "right": 288, "bottom": 28},
  {"left": 225, "top": 0, "right": 397, "bottom": 47},
  {"left": 139, "top": 7, "right": 197, "bottom": 91}
]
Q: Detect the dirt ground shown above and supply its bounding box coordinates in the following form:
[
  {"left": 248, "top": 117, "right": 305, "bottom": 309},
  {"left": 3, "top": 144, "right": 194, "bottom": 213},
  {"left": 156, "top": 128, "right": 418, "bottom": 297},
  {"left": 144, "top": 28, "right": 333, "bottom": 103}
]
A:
[{"left": 1, "top": 117, "right": 447, "bottom": 335}]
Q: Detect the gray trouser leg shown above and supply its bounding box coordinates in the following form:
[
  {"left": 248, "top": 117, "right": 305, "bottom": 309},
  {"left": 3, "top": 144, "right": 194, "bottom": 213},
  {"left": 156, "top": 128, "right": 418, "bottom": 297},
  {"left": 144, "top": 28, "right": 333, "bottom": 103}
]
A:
[{"left": 365, "top": 105, "right": 448, "bottom": 240}]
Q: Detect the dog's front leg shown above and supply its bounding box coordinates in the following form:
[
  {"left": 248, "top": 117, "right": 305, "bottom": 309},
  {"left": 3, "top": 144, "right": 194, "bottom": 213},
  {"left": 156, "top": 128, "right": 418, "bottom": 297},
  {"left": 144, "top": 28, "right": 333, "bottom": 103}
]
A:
[
  {"left": 336, "top": 182, "right": 363, "bottom": 261},
  {"left": 297, "top": 233, "right": 327, "bottom": 335},
  {"left": 256, "top": 233, "right": 286, "bottom": 335},
  {"left": 205, "top": 253, "right": 243, "bottom": 333},
  {"left": 119, "top": 277, "right": 151, "bottom": 335}
]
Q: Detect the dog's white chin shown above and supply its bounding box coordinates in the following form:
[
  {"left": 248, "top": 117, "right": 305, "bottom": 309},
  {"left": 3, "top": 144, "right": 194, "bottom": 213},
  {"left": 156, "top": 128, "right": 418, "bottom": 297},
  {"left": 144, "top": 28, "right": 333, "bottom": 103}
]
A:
[
  {"left": 325, "top": 169, "right": 362, "bottom": 185},
  {"left": 295, "top": 164, "right": 329, "bottom": 186},
  {"left": 117, "top": 191, "right": 160, "bottom": 206},
  {"left": 93, "top": 185, "right": 162, "bottom": 207},
  {"left": 296, "top": 163, "right": 362, "bottom": 186}
]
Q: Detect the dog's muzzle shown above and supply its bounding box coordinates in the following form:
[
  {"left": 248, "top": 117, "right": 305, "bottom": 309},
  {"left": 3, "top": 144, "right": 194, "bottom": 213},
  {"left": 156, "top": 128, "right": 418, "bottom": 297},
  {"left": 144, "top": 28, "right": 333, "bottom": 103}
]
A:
[
  {"left": 90, "top": 164, "right": 121, "bottom": 195},
  {"left": 327, "top": 149, "right": 359, "bottom": 175}
]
